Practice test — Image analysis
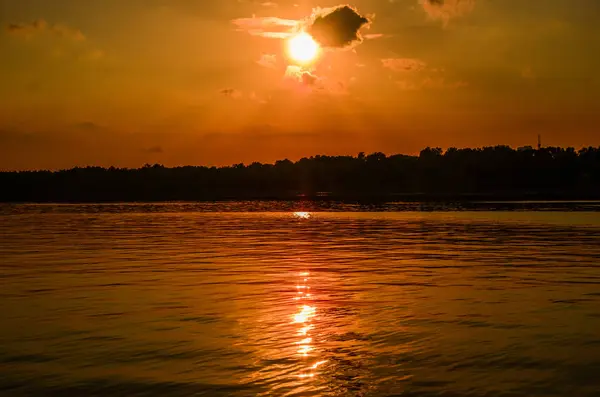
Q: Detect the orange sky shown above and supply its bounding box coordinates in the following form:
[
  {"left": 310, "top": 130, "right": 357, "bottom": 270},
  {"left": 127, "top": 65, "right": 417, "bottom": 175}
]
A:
[{"left": 1, "top": 0, "right": 599, "bottom": 170}]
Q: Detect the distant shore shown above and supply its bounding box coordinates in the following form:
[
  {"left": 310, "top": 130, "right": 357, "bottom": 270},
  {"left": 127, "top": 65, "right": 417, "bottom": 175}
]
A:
[
  {"left": 2, "top": 192, "right": 600, "bottom": 204},
  {"left": 2, "top": 146, "right": 599, "bottom": 203}
]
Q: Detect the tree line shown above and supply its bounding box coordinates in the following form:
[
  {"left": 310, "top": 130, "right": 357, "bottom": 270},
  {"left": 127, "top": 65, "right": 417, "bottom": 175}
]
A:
[{"left": 1, "top": 145, "right": 600, "bottom": 202}]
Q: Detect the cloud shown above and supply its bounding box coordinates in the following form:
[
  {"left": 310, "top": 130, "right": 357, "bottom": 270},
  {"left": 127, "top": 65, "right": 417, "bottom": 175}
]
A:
[
  {"left": 284, "top": 66, "right": 349, "bottom": 96},
  {"left": 363, "top": 33, "right": 387, "bottom": 40},
  {"left": 231, "top": 16, "right": 297, "bottom": 39},
  {"left": 257, "top": 53, "right": 277, "bottom": 69},
  {"left": 382, "top": 58, "right": 427, "bottom": 72},
  {"left": 285, "top": 66, "right": 319, "bottom": 86},
  {"left": 233, "top": 5, "right": 372, "bottom": 96},
  {"left": 6, "top": 19, "right": 85, "bottom": 41},
  {"left": 307, "top": 5, "right": 371, "bottom": 48},
  {"left": 231, "top": 4, "right": 372, "bottom": 49},
  {"left": 420, "top": 0, "right": 475, "bottom": 24},
  {"left": 220, "top": 88, "right": 243, "bottom": 99}
]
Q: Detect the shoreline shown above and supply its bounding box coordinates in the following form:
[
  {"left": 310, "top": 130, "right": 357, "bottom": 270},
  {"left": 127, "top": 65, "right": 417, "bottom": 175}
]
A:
[{"left": 2, "top": 192, "right": 600, "bottom": 204}]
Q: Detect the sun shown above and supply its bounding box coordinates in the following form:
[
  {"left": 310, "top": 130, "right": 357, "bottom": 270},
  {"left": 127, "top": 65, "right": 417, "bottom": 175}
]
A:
[{"left": 287, "top": 32, "right": 320, "bottom": 64}]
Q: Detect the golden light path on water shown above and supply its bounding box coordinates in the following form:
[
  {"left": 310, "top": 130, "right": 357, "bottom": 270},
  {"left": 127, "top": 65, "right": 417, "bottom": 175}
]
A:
[
  {"left": 293, "top": 211, "right": 311, "bottom": 219},
  {"left": 293, "top": 270, "right": 326, "bottom": 379},
  {"left": 291, "top": 211, "right": 327, "bottom": 380}
]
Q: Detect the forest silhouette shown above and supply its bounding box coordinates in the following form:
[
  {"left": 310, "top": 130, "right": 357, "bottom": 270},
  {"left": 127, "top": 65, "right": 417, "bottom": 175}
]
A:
[{"left": 1, "top": 145, "right": 600, "bottom": 202}]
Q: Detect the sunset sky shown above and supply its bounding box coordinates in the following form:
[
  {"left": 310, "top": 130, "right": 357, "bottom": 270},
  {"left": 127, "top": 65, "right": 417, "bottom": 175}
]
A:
[{"left": 1, "top": 0, "right": 599, "bottom": 170}]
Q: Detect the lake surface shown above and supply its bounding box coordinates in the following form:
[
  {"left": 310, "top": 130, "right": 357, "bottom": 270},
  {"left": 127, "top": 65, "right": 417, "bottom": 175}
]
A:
[{"left": 2, "top": 202, "right": 600, "bottom": 396}]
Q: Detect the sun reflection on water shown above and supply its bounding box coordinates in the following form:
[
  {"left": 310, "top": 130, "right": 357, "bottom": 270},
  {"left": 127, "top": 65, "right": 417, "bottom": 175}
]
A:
[
  {"left": 292, "top": 271, "right": 327, "bottom": 380},
  {"left": 293, "top": 212, "right": 311, "bottom": 219}
]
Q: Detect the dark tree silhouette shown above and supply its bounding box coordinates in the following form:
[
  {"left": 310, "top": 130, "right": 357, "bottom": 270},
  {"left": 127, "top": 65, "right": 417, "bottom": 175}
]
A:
[{"left": 1, "top": 145, "right": 599, "bottom": 202}]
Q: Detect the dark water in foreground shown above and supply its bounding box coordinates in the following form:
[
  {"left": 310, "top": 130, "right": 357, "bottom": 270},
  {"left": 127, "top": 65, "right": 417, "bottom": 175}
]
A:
[{"left": 2, "top": 202, "right": 600, "bottom": 396}]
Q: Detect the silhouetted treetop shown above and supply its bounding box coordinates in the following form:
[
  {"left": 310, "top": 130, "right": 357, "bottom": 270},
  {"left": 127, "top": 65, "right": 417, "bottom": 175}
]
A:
[{"left": 1, "top": 145, "right": 599, "bottom": 202}]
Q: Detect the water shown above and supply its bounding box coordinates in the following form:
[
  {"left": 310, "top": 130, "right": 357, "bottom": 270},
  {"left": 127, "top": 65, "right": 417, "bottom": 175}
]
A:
[{"left": 1, "top": 203, "right": 600, "bottom": 396}]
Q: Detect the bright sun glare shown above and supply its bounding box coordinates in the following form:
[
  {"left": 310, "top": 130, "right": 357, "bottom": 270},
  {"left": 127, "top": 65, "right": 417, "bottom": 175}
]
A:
[{"left": 287, "top": 32, "right": 320, "bottom": 64}]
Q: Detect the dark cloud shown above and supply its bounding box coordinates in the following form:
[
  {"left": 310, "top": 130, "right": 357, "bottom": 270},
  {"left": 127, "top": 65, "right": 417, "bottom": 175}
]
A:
[
  {"left": 6, "top": 19, "right": 47, "bottom": 35},
  {"left": 6, "top": 19, "right": 85, "bottom": 41},
  {"left": 232, "top": 4, "right": 372, "bottom": 96},
  {"left": 307, "top": 5, "right": 370, "bottom": 48},
  {"left": 301, "top": 71, "right": 319, "bottom": 86},
  {"left": 220, "top": 88, "right": 243, "bottom": 99},
  {"left": 231, "top": 4, "right": 374, "bottom": 49}
]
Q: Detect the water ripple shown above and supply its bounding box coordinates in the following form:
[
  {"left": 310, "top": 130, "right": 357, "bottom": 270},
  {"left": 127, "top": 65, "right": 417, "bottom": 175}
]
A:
[{"left": 1, "top": 204, "right": 600, "bottom": 396}]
